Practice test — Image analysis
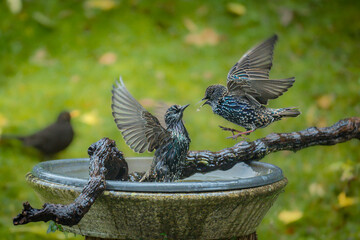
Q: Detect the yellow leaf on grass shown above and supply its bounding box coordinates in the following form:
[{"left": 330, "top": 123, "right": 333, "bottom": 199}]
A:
[
  {"left": 183, "top": 18, "right": 198, "bottom": 32},
  {"left": 0, "top": 114, "right": 9, "bottom": 128},
  {"left": 30, "top": 48, "right": 56, "bottom": 66},
  {"left": 98, "top": 52, "right": 117, "bottom": 65},
  {"left": 6, "top": 0, "right": 22, "bottom": 14},
  {"left": 85, "top": 0, "right": 117, "bottom": 10},
  {"left": 278, "top": 210, "right": 303, "bottom": 224},
  {"left": 308, "top": 182, "right": 325, "bottom": 197},
  {"left": 70, "top": 109, "right": 81, "bottom": 118},
  {"left": 338, "top": 192, "right": 358, "bottom": 208},
  {"left": 316, "top": 94, "right": 334, "bottom": 110},
  {"left": 185, "top": 28, "right": 221, "bottom": 47},
  {"left": 80, "top": 110, "right": 100, "bottom": 126},
  {"left": 226, "top": 2, "right": 246, "bottom": 16}
]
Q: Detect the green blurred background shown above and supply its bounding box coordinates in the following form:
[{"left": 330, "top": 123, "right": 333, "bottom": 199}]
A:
[{"left": 0, "top": 0, "right": 359, "bottom": 239}]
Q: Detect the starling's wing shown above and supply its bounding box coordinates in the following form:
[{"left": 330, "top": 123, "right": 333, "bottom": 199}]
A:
[
  {"left": 226, "top": 35, "right": 295, "bottom": 105},
  {"left": 111, "top": 78, "right": 171, "bottom": 153}
]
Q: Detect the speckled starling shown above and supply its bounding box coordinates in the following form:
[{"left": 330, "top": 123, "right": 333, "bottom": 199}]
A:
[
  {"left": 111, "top": 77, "right": 190, "bottom": 182},
  {"left": 200, "top": 35, "right": 300, "bottom": 138},
  {"left": 1, "top": 111, "right": 74, "bottom": 155}
]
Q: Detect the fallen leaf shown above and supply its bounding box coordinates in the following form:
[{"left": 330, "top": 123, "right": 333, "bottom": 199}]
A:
[
  {"left": 338, "top": 192, "right": 358, "bottom": 208},
  {"left": 316, "top": 94, "right": 334, "bottom": 110},
  {"left": 226, "top": 2, "right": 246, "bottom": 16},
  {"left": 340, "top": 162, "right": 355, "bottom": 182},
  {"left": 185, "top": 28, "right": 221, "bottom": 47},
  {"left": 278, "top": 210, "right": 303, "bottom": 224},
  {"left": 32, "top": 12, "right": 55, "bottom": 28},
  {"left": 0, "top": 114, "right": 9, "bottom": 128},
  {"left": 183, "top": 18, "right": 198, "bottom": 32},
  {"left": 70, "top": 109, "right": 81, "bottom": 118},
  {"left": 85, "top": 0, "right": 117, "bottom": 10},
  {"left": 98, "top": 52, "right": 117, "bottom": 65},
  {"left": 278, "top": 7, "right": 294, "bottom": 26},
  {"left": 6, "top": 0, "right": 22, "bottom": 14},
  {"left": 308, "top": 182, "right": 325, "bottom": 197},
  {"left": 29, "top": 48, "right": 56, "bottom": 66},
  {"left": 80, "top": 110, "right": 100, "bottom": 125},
  {"left": 196, "top": 5, "right": 209, "bottom": 16}
]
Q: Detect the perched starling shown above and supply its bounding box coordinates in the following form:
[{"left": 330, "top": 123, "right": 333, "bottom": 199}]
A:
[
  {"left": 1, "top": 111, "right": 74, "bottom": 155},
  {"left": 200, "top": 35, "right": 300, "bottom": 138},
  {"left": 111, "top": 78, "right": 190, "bottom": 182}
]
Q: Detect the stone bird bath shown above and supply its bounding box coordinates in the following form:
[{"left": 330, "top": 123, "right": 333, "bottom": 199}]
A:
[{"left": 27, "top": 157, "right": 287, "bottom": 239}]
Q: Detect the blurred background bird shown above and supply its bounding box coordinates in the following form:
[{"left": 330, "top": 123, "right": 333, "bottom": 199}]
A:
[
  {"left": 111, "top": 78, "right": 190, "bottom": 182},
  {"left": 1, "top": 111, "right": 74, "bottom": 156},
  {"left": 200, "top": 35, "right": 300, "bottom": 139}
]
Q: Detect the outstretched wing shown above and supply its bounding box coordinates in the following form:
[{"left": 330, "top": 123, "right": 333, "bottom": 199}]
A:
[
  {"left": 226, "top": 34, "right": 295, "bottom": 105},
  {"left": 111, "top": 77, "right": 170, "bottom": 153}
]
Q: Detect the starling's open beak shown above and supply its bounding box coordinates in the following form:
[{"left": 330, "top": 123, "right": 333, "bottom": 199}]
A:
[
  {"left": 197, "top": 98, "right": 209, "bottom": 109},
  {"left": 180, "top": 104, "right": 190, "bottom": 112}
]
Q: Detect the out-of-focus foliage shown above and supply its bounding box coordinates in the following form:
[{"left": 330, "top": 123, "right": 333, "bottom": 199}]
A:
[{"left": 0, "top": 0, "right": 359, "bottom": 239}]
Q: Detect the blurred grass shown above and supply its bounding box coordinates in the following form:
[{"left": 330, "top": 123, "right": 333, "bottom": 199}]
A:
[{"left": 0, "top": 0, "right": 359, "bottom": 239}]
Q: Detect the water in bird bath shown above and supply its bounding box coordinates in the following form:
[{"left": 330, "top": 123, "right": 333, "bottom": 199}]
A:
[
  {"left": 183, "top": 162, "right": 259, "bottom": 181},
  {"left": 36, "top": 158, "right": 267, "bottom": 182}
]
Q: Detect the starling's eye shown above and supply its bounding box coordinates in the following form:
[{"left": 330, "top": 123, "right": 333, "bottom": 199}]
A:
[{"left": 88, "top": 145, "right": 95, "bottom": 156}]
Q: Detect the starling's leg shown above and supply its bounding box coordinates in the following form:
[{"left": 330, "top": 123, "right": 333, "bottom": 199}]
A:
[
  {"left": 226, "top": 129, "right": 254, "bottom": 140},
  {"left": 219, "top": 126, "right": 253, "bottom": 140},
  {"left": 219, "top": 125, "right": 239, "bottom": 135}
]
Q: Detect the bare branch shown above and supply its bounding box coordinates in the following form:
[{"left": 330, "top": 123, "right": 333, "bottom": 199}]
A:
[{"left": 183, "top": 117, "right": 360, "bottom": 178}]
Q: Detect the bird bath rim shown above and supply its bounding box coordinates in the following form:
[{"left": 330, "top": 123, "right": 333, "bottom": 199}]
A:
[{"left": 32, "top": 158, "right": 283, "bottom": 193}]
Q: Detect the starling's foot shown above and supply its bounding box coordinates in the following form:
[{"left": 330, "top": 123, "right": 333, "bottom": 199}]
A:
[{"left": 226, "top": 132, "right": 252, "bottom": 141}]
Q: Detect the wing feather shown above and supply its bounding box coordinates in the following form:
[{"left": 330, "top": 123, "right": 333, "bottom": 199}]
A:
[
  {"left": 227, "top": 35, "right": 295, "bottom": 105},
  {"left": 111, "top": 77, "right": 170, "bottom": 153}
]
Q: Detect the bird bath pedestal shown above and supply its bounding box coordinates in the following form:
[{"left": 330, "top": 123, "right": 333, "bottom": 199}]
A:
[{"left": 27, "top": 158, "right": 287, "bottom": 240}]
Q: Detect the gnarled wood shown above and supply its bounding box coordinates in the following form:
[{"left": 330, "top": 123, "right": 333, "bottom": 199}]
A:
[
  {"left": 183, "top": 117, "right": 360, "bottom": 178},
  {"left": 13, "top": 138, "right": 128, "bottom": 226}
]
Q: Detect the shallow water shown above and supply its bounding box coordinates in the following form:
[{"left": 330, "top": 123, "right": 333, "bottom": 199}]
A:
[
  {"left": 183, "top": 162, "right": 260, "bottom": 181},
  {"left": 47, "top": 158, "right": 266, "bottom": 182}
]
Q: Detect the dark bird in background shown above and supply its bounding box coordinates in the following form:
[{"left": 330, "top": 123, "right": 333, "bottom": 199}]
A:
[
  {"left": 1, "top": 111, "right": 74, "bottom": 155},
  {"left": 111, "top": 78, "right": 190, "bottom": 182},
  {"left": 200, "top": 35, "right": 300, "bottom": 139}
]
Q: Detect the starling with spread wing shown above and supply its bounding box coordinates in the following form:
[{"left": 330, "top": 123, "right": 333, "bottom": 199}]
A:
[
  {"left": 111, "top": 78, "right": 190, "bottom": 182},
  {"left": 200, "top": 35, "right": 300, "bottom": 139}
]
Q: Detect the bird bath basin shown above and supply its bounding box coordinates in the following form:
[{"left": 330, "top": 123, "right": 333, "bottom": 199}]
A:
[{"left": 27, "top": 158, "right": 287, "bottom": 239}]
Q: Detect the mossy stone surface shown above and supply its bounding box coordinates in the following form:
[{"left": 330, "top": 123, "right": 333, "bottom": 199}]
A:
[{"left": 27, "top": 173, "right": 287, "bottom": 239}]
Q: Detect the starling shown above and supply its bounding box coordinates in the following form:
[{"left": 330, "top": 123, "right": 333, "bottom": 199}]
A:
[
  {"left": 111, "top": 77, "right": 190, "bottom": 182},
  {"left": 1, "top": 111, "right": 74, "bottom": 155},
  {"left": 200, "top": 35, "right": 300, "bottom": 138}
]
